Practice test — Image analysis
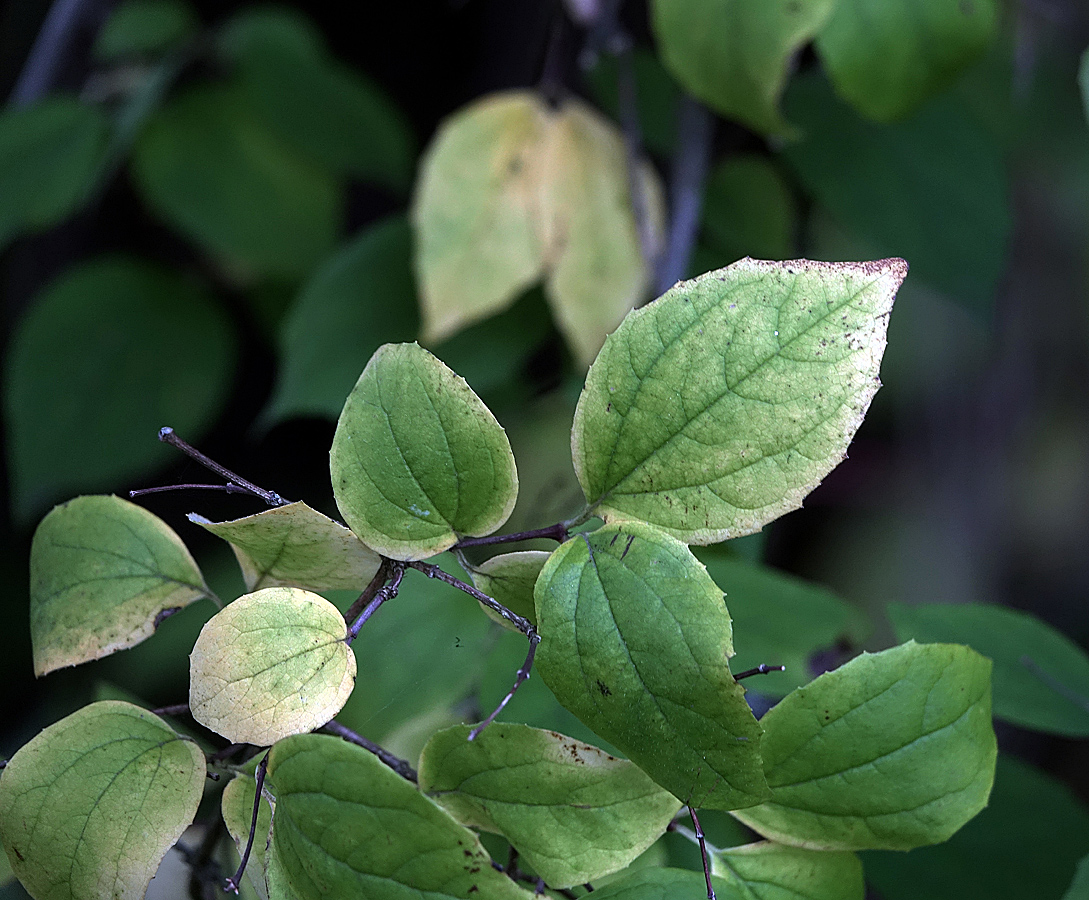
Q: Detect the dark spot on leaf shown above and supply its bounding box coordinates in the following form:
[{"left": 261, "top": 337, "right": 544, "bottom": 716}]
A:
[
  {"left": 13, "top": 847, "right": 24, "bottom": 861},
  {"left": 597, "top": 680, "right": 611, "bottom": 696},
  {"left": 154, "top": 607, "right": 181, "bottom": 629},
  {"left": 469, "top": 887, "right": 479, "bottom": 894},
  {"left": 605, "top": 402, "right": 612, "bottom": 412}
]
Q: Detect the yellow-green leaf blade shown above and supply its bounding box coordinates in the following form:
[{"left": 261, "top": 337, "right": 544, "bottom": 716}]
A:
[
  {"left": 534, "top": 522, "right": 768, "bottom": 810},
  {"left": 330, "top": 342, "right": 518, "bottom": 560},
  {"left": 30, "top": 494, "right": 208, "bottom": 677},
  {"left": 573, "top": 257, "right": 906, "bottom": 544},
  {"left": 419, "top": 724, "right": 681, "bottom": 888},
  {"left": 712, "top": 840, "right": 864, "bottom": 900},
  {"left": 189, "top": 587, "right": 356, "bottom": 745},
  {"left": 0, "top": 701, "right": 205, "bottom": 900},
  {"left": 732, "top": 641, "right": 997, "bottom": 850},
  {"left": 467, "top": 550, "right": 549, "bottom": 630},
  {"left": 268, "top": 733, "right": 533, "bottom": 900},
  {"left": 190, "top": 501, "right": 380, "bottom": 593}
]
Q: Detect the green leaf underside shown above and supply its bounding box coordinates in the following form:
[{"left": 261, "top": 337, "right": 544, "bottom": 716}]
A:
[
  {"left": 534, "top": 522, "right": 768, "bottom": 810},
  {"left": 572, "top": 257, "right": 905, "bottom": 544},
  {"left": 29, "top": 494, "right": 207, "bottom": 676},
  {"left": 190, "top": 501, "right": 380, "bottom": 593},
  {"left": 732, "top": 641, "right": 996, "bottom": 851},
  {"left": 268, "top": 734, "right": 532, "bottom": 900},
  {"left": 889, "top": 601, "right": 1089, "bottom": 737},
  {"left": 189, "top": 587, "right": 356, "bottom": 745},
  {"left": 650, "top": 0, "right": 835, "bottom": 135},
  {"left": 0, "top": 701, "right": 205, "bottom": 900},
  {"left": 590, "top": 868, "right": 740, "bottom": 900},
  {"left": 419, "top": 724, "right": 681, "bottom": 888},
  {"left": 712, "top": 841, "right": 864, "bottom": 900},
  {"left": 468, "top": 551, "right": 549, "bottom": 630},
  {"left": 330, "top": 342, "right": 518, "bottom": 560},
  {"left": 815, "top": 0, "right": 999, "bottom": 123}
]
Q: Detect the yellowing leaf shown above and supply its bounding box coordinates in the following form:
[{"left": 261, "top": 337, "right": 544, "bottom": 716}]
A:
[
  {"left": 189, "top": 587, "right": 356, "bottom": 745},
  {"left": 413, "top": 91, "right": 660, "bottom": 366}
]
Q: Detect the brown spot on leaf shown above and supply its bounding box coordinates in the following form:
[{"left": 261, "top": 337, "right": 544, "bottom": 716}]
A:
[{"left": 597, "top": 680, "right": 611, "bottom": 696}]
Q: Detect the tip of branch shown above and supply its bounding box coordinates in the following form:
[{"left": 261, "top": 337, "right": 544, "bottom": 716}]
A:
[{"left": 158, "top": 426, "right": 174, "bottom": 441}]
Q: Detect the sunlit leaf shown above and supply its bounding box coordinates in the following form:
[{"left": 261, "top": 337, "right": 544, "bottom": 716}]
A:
[
  {"left": 189, "top": 587, "right": 356, "bottom": 745},
  {"left": 650, "top": 0, "right": 835, "bottom": 135},
  {"left": 131, "top": 82, "right": 340, "bottom": 280},
  {"left": 420, "top": 724, "right": 681, "bottom": 887},
  {"left": 889, "top": 601, "right": 1089, "bottom": 737},
  {"left": 0, "top": 96, "right": 108, "bottom": 251},
  {"left": 467, "top": 551, "right": 548, "bottom": 630},
  {"left": 267, "top": 733, "right": 533, "bottom": 900},
  {"left": 0, "top": 701, "right": 205, "bottom": 900},
  {"left": 573, "top": 257, "right": 905, "bottom": 543},
  {"left": 93, "top": 0, "right": 197, "bottom": 60},
  {"left": 535, "top": 522, "right": 769, "bottom": 810},
  {"left": 190, "top": 501, "right": 380, "bottom": 593},
  {"left": 30, "top": 494, "right": 207, "bottom": 676},
  {"left": 3, "top": 257, "right": 235, "bottom": 522},
  {"left": 732, "top": 641, "right": 996, "bottom": 850},
  {"left": 711, "top": 841, "right": 864, "bottom": 900},
  {"left": 330, "top": 342, "right": 518, "bottom": 559},
  {"left": 815, "top": 0, "right": 999, "bottom": 122}
]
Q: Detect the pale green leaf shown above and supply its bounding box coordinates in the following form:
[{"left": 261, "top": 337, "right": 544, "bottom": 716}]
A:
[
  {"left": 131, "top": 83, "right": 340, "bottom": 280},
  {"left": 650, "top": 0, "right": 835, "bottom": 135},
  {"left": 264, "top": 215, "right": 418, "bottom": 425},
  {"left": 330, "top": 342, "right": 518, "bottom": 560},
  {"left": 267, "top": 733, "right": 533, "bottom": 900},
  {"left": 732, "top": 641, "right": 996, "bottom": 850},
  {"left": 697, "top": 548, "right": 859, "bottom": 695},
  {"left": 535, "top": 522, "right": 769, "bottom": 810},
  {"left": 29, "top": 494, "right": 207, "bottom": 677},
  {"left": 4, "top": 257, "right": 235, "bottom": 523},
  {"left": 889, "top": 601, "right": 1089, "bottom": 737},
  {"left": 190, "top": 501, "right": 380, "bottom": 593},
  {"left": 0, "top": 701, "right": 205, "bottom": 900},
  {"left": 189, "top": 587, "right": 356, "bottom": 745},
  {"left": 93, "top": 0, "right": 197, "bottom": 60},
  {"left": 572, "top": 257, "right": 905, "bottom": 543},
  {"left": 467, "top": 551, "right": 548, "bottom": 630},
  {"left": 419, "top": 724, "right": 681, "bottom": 888},
  {"left": 0, "top": 96, "right": 108, "bottom": 251},
  {"left": 221, "top": 772, "right": 274, "bottom": 900},
  {"left": 412, "top": 91, "right": 658, "bottom": 366},
  {"left": 589, "top": 868, "right": 741, "bottom": 900},
  {"left": 815, "top": 0, "right": 999, "bottom": 122},
  {"left": 711, "top": 841, "right": 864, "bottom": 900}
]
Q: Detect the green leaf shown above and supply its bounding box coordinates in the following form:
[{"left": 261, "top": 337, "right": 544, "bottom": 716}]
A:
[
  {"left": 225, "top": 7, "right": 415, "bottom": 192},
  {"left": 29, "top": 494, "right": 208, "bottom": 677},
  {"left": 1066, "top": 853, "right": 1089, "bottom": 900},
  {"left": 412, "top": 91, "right": 658, "bottom": 366},
  {"left": 888, "top": 601, "right": 1089, "bottom": 737},
  {"left": 267, "top": 733, "right": 533, "bottom": 900},
  {"left": 864, "top": 754, "right": 1089, "bottom": 900},
  {"left": 589, "top": 868, "right": 741, "bottom": 900},
  {"left": 650, "top": 0, "right": 835, "bottom": 135},
  {"left": 93, "top": 0, "right": 198, "bottom": 60},
  {"left": 583, "top": 48, "right": 682, "bottom": 158},
  {"left": 0, "top": 701, "right": 205, "bottom": 900},
  {"left": 131, "top": 82, "right": 340, "bottom": 280},
  {"left": 189, "top": 587, "right": 356, "bottom": 745},
  {"left": 330, "top": 342, "right": 518, "bottom": 559},
  {"left": 696, "top": 548, "right": 860, "bottom": 695},
  {"left": 467, "top": 551, "right": 548, "bottom": 630},
  {"left": 190, "top": 501, "right": 381, "bottom": 593},
  {"left": 815, "top": 0, "right": 999, "bottom": 122},
  {"left": 711, "top": 841, "right": 864, "bottom": 900},
  {"left": 221, "top": 772, "right": 275, "bottom": 900},
  {"left": 572, "top": 257, "right": 905, "bottom": 543},
  {"left": 3, "top": 256, "right": 235, "bottom": 522},
  {"left": 781, "top": 73, "right": 1009, "bottom": 312},
  {"left": 264, "top": 215, "right": 418, "bottom": 424},
  {"left": 535, "top": 522, "right": 769, "bottom": 810},
  {"left": 0, "top": 96, "right": 108, "bottom": 251},
  {"left": 732, "top": 641, "right": 996, "bottom": 850},
  {"left": 419, "top": 723, "right": 681, "bottom": 888}
]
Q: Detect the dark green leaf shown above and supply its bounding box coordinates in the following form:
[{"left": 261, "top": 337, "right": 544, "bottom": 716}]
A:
[
  {"left": 4, "top": 256, "right": 235, "bottom": 522},
  {"left": 589, "top": 868, "right": 741, "bottom": 900},
  {"left": 889, "top": 601, "right": 1089, "bottom": 737},
  {"left": 535, "top": 522, "right": 769, "bottom": 810},
  {"left": 712, "top": 841, "right": 864, "bottom": 900},
  {"left": 583, "top": 48, "right": 681, "bottom": 158},
  {"left": 93, "top": 0, "right": 198, "bottom": 60},
  {"left": 699, "top": 155, "right": 796, "bottom": 265}
]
